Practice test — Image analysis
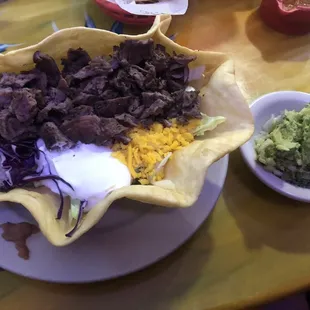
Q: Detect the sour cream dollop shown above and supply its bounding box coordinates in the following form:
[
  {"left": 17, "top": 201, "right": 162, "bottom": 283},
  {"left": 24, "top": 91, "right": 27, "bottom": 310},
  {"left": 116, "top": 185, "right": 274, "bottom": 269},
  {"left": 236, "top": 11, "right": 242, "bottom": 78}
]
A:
[{"left": 36, "top": 139, "right": 131, "bottom": 211}]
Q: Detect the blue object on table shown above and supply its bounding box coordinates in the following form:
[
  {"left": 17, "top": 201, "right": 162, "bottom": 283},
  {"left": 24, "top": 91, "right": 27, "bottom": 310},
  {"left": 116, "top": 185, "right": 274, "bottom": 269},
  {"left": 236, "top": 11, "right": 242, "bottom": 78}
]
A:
[
  {"left": 111, "top": 21, "right": 124, "bottom": 34},
  {"left": 0, "top": 43, "right": 23, "bottom": 53},
  {"left": 51, "top": 21, "right": 59, "bottom": 32},
  {"left": 84, "top": 12, "right": 96, "bottom": 28},
  {"left": 169, "top": 33, "right": 178, "bottom": 41}
]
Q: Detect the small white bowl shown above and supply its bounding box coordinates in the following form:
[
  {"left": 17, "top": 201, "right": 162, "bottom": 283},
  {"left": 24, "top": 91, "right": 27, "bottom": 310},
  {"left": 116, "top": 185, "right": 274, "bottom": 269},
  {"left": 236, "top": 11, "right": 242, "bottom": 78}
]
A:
[{"left": 240, "top": 91, "right": 310, "bottom": 203}]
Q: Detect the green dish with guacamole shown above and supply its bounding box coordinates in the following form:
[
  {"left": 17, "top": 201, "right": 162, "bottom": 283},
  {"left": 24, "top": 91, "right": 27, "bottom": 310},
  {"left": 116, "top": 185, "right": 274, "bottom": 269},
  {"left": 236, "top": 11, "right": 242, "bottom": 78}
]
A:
[{"left": 255, "top": 104, "right": 310, "bottom": 188}]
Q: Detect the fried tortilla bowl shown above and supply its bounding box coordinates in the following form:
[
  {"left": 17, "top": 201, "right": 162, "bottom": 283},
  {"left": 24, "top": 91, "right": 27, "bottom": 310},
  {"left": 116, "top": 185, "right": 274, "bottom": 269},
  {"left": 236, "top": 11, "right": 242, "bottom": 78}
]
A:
[{"left": 0, "top": 15, "right": 254, "bottom": 246}]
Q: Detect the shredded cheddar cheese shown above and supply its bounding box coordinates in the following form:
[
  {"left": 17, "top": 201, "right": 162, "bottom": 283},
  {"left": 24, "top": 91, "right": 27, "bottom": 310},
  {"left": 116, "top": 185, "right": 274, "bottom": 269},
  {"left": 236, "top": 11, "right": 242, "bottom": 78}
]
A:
[{"left": 112, "top": 119, "right": 200, "bottom": 185}]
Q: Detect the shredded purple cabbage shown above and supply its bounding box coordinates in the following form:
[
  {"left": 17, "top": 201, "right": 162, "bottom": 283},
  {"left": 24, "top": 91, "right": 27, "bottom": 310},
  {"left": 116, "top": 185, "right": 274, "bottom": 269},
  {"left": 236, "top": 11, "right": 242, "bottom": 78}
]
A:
[
  {"left": 38, "top": 150, "right": 65, "bottom": 219},
  {"left": 0, "top": 138, "right": 74, "bottom": 222},
  {"left": 65, "top": 200, "right": 87, "bottom": 237},
  {"left": 0, "top": 139, "right": 89, "bottom": 237},
  {"left": 0, "top": 139, "right": 39, "bottom": 191}
]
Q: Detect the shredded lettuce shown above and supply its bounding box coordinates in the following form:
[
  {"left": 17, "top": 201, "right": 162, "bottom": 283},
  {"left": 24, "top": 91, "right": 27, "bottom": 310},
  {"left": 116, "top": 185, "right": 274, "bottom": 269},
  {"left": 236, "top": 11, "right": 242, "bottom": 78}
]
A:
[
  {"left": 156, "top": 152, "right": 172, "bottom": 173},
  {"left": 193, "top": 113, "right": 226, "bottom": 137},
  {"left": 66, "top": 200, "right": 88, "bottom": 237},
  {"left": 148, "top": 115, "right": 225, "bottom": 184},
  {"left": 148, "top": 152, "right": 173, "bottom": 184},
  {"left": 70, "top": 198, "right": 81, "bottom": 220}
]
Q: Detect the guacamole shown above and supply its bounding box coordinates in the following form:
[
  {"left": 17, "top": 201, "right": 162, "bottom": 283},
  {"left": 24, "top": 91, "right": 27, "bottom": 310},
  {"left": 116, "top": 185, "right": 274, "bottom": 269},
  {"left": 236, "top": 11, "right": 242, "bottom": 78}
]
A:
[{"left": 255, "top": 104, "right": 310, "bottom": 188}]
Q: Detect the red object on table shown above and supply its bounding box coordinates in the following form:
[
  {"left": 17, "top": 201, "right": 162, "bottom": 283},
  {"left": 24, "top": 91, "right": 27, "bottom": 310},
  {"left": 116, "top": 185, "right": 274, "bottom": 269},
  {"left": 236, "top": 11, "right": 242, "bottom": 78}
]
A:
[
  {"left": 95, "top": 0, "right": 155, "bottom": 26},
  {"left": 259, "top": 0, "right": 310, "bottom": 35}
]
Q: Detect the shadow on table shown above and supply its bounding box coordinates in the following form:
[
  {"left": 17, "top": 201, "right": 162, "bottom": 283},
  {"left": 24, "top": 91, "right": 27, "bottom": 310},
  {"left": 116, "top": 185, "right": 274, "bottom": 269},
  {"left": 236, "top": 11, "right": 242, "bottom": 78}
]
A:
[
  {"left": 224, "top": 150, "right": 310, "bottom": 254},
  {"left": 6, "top": 214, "right": 215, "bottom": 310},
  {"left": 168, "top": 0, "right": 262, "bottom": 51},
  {"left": 187, "top": 0, "right": 261, "bottom": 13},
  {"left": 245, "top": 10, "right": 310, "bottom": 63},
  {"left": 169, "top": 10, "right": 238, "bottom": 51}
]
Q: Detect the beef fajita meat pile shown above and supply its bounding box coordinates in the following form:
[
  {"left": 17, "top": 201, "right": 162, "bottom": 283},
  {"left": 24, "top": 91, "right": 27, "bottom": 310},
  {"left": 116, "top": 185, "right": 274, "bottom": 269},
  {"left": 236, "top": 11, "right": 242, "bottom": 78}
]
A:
[{"left": 0, "top": 39, "right": 201, "bottom": 151}]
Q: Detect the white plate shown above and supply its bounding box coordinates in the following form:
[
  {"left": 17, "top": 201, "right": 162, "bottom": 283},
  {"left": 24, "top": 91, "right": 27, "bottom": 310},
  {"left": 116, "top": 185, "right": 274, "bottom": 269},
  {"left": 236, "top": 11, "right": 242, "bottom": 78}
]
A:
[
  {"left": 240, "top": 91, "right": 310, "bottom": 203},
  {"left": 0, "top": 156, "right": 228, "bottom": 283}
]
